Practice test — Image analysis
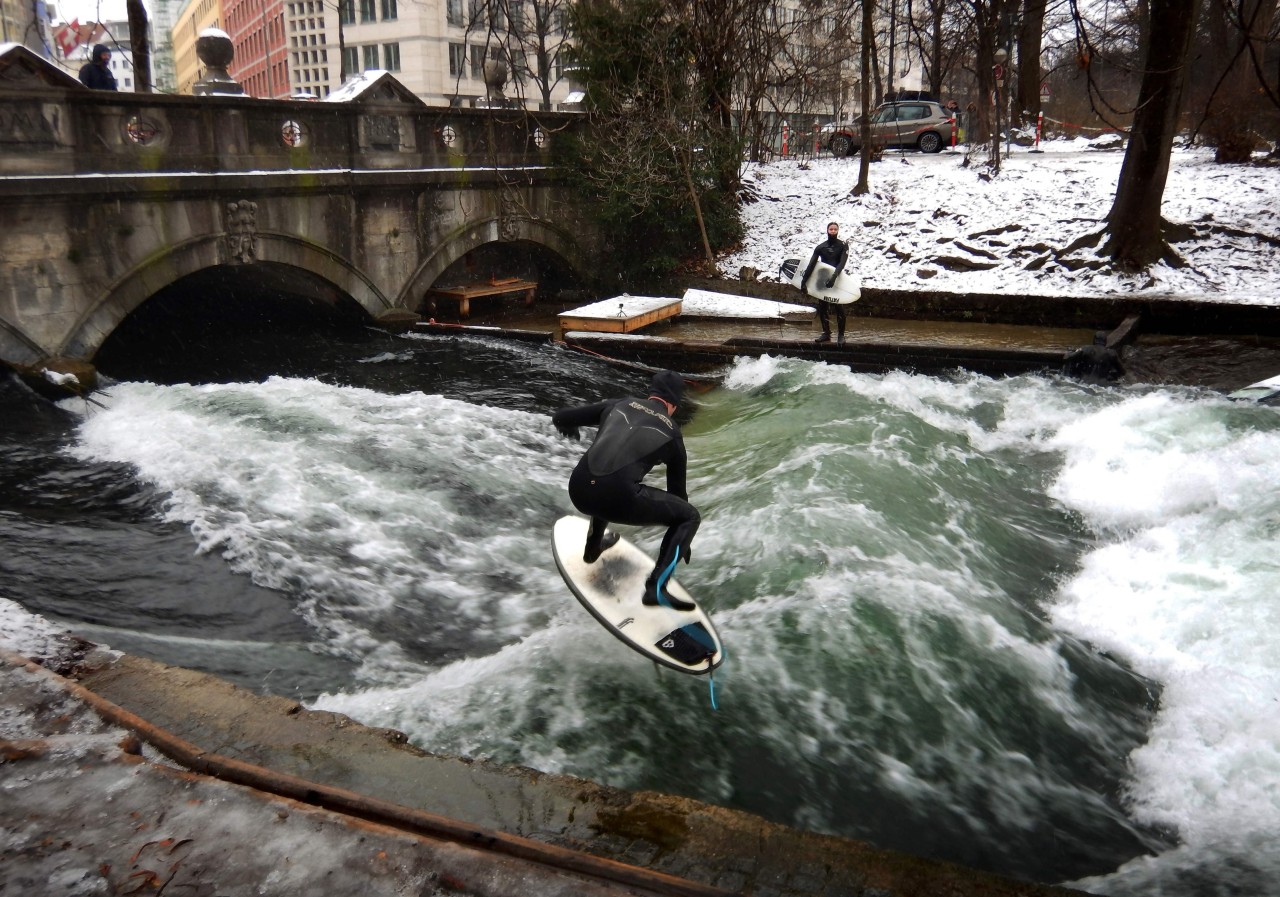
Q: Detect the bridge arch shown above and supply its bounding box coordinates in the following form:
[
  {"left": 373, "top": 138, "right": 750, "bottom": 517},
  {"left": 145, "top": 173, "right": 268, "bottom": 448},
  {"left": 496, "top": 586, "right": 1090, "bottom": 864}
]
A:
[
  {"left": 399, "top": 216, "right": 586, "bottom": 310},
  {"left": 61, "top": 234, "right": 391, "bottom": 360}
]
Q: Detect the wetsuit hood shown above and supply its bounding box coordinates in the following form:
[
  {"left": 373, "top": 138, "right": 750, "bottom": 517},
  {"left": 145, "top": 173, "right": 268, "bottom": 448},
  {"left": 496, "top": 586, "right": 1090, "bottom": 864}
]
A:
[{"left": 648, "top": 371, "right": 684, "bottom": 408}]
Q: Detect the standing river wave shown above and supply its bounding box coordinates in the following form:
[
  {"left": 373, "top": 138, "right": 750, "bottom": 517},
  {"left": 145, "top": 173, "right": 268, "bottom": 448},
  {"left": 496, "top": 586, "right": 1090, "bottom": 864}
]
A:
[{"left": 2, "top": 324, "right": 1278, "bottom": 896}]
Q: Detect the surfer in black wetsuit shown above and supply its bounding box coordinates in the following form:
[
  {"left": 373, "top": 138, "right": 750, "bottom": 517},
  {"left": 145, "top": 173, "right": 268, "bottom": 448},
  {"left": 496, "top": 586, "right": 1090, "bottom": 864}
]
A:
[
  {"left": 552, "top": 371, "right": 700, "bottom": 612},
  {"left": 802, "top": 222, "right": 851, "bottom": 345}
]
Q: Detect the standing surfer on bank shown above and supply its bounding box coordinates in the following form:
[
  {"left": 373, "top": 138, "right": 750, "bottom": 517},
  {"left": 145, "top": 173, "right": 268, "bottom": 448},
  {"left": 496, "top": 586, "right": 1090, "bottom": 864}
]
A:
[
  {"left": 802, "top": 222, "right": 850, "bottom": 345},
  {"left": 552, "top": 371, "right": 701, "bottom": 612}
]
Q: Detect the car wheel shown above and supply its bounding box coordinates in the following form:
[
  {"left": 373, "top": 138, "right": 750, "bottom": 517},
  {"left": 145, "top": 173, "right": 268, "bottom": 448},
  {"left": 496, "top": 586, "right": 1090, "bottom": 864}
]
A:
[
  {"left": 830, "top": 134, "right": 852, "bottom": 158},
  {"left": 917, "top": 131, "right": 943, "bottom": 154}
]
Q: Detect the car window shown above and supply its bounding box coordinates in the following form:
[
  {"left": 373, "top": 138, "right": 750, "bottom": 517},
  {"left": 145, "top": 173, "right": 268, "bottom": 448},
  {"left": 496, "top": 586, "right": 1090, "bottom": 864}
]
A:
[
  {"left": 902, "top": 105, "right": 928, "bottom": 121},
  {"left": 871, "top": 107, "right": 895, "bottom": 124}
]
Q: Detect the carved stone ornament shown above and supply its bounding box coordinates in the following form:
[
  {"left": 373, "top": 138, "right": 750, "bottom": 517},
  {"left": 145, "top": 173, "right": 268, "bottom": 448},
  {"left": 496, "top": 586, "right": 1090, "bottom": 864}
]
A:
[
  {"left": 280, "top": 119, "right": 308, "bottom": 148},
  {"left": 124, "top": 115, "right": 164, "bottom": 146},
  {"left": 498, "top": 190, "right": 520, "bottom": 242},
  {"left": 224, "top": 199, "right": 259, "bottom": 264}
]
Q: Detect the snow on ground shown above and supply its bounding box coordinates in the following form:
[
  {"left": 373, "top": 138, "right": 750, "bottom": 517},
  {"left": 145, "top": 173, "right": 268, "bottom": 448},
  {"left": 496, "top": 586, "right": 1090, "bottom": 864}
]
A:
[
  {"left": 721, "top": 139, "right": 1280, "bottom": 304},
  {"left": 681, "top": 288, "right": 811, "bottom": 318}
]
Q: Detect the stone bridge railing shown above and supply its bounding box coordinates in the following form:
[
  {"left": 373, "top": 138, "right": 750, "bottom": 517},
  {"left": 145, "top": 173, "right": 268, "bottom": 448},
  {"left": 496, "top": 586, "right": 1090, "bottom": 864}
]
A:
[{"left": 0, "top": 48, "right": 598, "bottom": 391}]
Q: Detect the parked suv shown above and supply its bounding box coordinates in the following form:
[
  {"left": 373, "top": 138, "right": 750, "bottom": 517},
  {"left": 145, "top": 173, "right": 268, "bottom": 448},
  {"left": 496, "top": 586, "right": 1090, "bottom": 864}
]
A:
[{"left": 827, "top": 101, "right": 955, "bottom": 157}]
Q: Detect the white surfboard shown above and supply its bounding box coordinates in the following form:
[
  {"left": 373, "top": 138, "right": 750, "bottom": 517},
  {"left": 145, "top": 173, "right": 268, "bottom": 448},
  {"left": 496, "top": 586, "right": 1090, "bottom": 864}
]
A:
[
  {"left": 551, "top": 515, "right": 724, "bottom": 675},
  {"left": 780, "top": 257, "right": 861, "bottom": 304}
]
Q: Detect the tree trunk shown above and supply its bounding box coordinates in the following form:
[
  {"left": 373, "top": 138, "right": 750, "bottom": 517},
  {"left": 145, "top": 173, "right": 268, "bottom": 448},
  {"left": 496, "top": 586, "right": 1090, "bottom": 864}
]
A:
[
  {"left": 855, "top": 0, "right": 874, "bottom": 195},
  {"left": 1015, "top": 0, "right": 1046, "bottom": 124},
  {"left": 928, "top": 0, "right": 944, "bottom": 97},
  {"left": 970, "top": 0, "right": 1002, "bottom": 148},
  {"left": 1103, "top": 0, "right": 1202, "bottom": 269},
  {"left": 127, "top": 0, "right": 152, "bottom": 93},
  {"left": 677, "top": 146, "right": 715, "bottom": 264}
]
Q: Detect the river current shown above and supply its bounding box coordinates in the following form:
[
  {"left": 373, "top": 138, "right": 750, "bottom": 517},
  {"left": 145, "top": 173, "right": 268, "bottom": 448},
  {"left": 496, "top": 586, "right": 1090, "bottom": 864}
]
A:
[{"left": 3, "top": 322, "right": 1278, "bottom": 896}]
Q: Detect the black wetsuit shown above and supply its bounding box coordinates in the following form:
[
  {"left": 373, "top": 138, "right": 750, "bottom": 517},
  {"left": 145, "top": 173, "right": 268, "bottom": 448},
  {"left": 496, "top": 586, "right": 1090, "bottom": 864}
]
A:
[
  {"left": 552, "top": 395, "right": 700, "bottom": 595},
  {"left": 802, "top": 235, "right": 850, "bottom": 338}
]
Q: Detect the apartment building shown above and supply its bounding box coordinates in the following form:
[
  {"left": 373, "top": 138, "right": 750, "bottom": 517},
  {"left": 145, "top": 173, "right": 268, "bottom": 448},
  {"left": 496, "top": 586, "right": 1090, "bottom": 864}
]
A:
[
  {"left": 305, "top": 0, "right": 578, "bottom": 107},
  {"left": 226, "top": 0, "right": 289, "bottom": 96},
  {"left": 173, "top": 0, "right": 224, "bottom": 94}
]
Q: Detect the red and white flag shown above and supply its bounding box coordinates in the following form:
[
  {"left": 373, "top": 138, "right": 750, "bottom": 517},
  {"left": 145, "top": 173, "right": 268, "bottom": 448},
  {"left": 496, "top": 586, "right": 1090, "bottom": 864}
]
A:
[{"left": 54, "top": 18, "right": 81, "bottom": 57}]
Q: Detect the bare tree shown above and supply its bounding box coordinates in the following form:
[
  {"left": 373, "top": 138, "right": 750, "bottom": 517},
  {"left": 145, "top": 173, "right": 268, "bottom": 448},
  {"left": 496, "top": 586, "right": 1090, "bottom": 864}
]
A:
[
  {"left": 855, "top": 0, "right": 876, "bottom": 195},
  {"left": 906, "top": 0, "right": 973, "bottom": 98},
  {"left": 1198, "top": 0, "right": 1279, "bottom": 161},
  {"left": 1014, "top": 0, "right": 1048, "bottom": 123},
  {"left": 488, "top": 0, "right": 573, "bottom": 109},
  {"left": 1103, "top": 0, "right": 1203, "bottom": 267}
]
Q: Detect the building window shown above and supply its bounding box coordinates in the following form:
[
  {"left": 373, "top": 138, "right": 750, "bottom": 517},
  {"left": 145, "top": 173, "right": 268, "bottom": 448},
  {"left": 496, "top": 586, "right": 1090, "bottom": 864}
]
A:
[
  {"left": 470, "top": 44, "right": 485, "bottom": 80},
  {"left": 359, "top": 0, "right": 375, "bottom": 22},
  {"left": 380, "top": 0, "right": 396, "bottom": 21},
  {"left": 342, "top": 46, "right": 358, "bottom": 75},
  {"left": 448, "top": 42, "right": 466, "bottom": 77},
  {"left": 362, "top": 44, "right": 378, "bottom": 70},
  {"left": 338, "top": 0, "right": 355, "bottom": 25},
  {"left": 446, "top": 0, "right": 462, "bottom": 27},
  {"left": 382, "top": 42, "right": 400, "bottom": 71}
]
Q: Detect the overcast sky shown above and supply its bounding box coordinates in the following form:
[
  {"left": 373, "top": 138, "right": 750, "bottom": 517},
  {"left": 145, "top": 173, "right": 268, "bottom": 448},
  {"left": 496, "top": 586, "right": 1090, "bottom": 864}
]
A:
[{"left": 54, "top": 0, "right": 131, "bottom": 25}]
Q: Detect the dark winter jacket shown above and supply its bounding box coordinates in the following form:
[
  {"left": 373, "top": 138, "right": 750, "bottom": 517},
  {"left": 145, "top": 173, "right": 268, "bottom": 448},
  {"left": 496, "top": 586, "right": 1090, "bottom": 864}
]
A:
[{"left": 79, "top": 45, "right": 118, "bottom": 91}]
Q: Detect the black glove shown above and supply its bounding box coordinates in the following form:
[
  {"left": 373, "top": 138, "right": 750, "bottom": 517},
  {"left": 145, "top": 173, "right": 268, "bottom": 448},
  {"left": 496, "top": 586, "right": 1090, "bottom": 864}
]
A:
[
  {"left": 824, "top": 277, "right": 837, "bottom": 289},
  {"left": 555, "top": 422, "right": 579, "bottom": 440}
]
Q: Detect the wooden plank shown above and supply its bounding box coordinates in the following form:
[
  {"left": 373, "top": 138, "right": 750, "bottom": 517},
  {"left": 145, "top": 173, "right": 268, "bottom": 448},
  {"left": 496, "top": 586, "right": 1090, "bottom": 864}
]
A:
[
  {"left": 559, "top": 296, "right": 682, "bottom": 334},
  {"left": 1107, "top": 314, "right": 1141, "bottom": 348}
]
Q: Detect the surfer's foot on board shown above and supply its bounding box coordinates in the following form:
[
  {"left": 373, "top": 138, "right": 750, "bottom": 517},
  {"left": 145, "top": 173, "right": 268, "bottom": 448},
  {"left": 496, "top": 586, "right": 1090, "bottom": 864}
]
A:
[
  {"left": 583, "top": 531, "right": 620, "bottom": 563},
  {"left": 642, "top": 582, "right": 696, "bottom": 612}
]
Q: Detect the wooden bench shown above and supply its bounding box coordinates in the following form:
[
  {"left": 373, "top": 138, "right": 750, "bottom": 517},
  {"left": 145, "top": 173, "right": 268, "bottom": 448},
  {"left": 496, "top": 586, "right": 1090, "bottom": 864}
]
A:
[{"left": 426, "top": 278, "right": 537, "bottom": 319}]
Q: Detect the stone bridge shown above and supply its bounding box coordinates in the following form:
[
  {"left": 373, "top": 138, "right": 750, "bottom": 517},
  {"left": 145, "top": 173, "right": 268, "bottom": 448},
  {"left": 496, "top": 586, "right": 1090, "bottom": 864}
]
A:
[{"left": 0, "top": 46, "right": 600, "bottom": 385}]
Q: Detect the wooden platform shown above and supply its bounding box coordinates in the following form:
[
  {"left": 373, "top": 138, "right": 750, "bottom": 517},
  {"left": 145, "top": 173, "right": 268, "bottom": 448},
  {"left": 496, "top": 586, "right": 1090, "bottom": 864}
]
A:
[
  {"left": 426, "top": 279, "right": 537, "bottom": 319},
  {"left": 558, "top": 295, "right": 682, "bottom": 334}
]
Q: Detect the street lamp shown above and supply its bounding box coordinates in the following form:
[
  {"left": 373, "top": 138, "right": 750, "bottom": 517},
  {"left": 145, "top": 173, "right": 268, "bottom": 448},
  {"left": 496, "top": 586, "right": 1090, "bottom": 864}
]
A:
[{"left": 992, "top": 47, "right": 1008, "bottom": 172}]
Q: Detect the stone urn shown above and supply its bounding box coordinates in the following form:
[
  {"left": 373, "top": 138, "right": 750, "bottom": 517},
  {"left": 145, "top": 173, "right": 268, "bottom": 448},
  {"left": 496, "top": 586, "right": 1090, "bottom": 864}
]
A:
[
  {"left": 193, "top": 28, "right": 245, "bottom": 96},
  {"left": 482, "top": 57, "right": 508, "bottom": 104}
]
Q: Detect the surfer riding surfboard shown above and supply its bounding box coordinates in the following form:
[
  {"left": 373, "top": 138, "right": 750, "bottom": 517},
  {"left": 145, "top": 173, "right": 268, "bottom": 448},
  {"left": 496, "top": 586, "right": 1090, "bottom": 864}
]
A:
[{"left": 550, "top": 372, "right": 723, "bottom": 674}]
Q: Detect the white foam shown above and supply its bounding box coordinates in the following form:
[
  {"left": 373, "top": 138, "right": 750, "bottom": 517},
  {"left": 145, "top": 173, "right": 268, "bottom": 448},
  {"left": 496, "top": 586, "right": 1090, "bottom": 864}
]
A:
[
  {"left": 70, "top": 378, "right": 578, "bottom": 682},
  {"left": 1048, "top": 392, "right": 1280, "bottom": 888}
]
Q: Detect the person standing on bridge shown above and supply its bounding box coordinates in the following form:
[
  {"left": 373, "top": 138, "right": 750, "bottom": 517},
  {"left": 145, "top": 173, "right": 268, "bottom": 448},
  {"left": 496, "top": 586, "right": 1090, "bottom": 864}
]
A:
[
  {"left": 79, "top": 44, "right": 118, "bottom": 91},
  {"left": 802, "top": 222, "right": 850, "bottom": 345},
  {"left": 552, "top": 371, "right": 701, "bottom": 612}
]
